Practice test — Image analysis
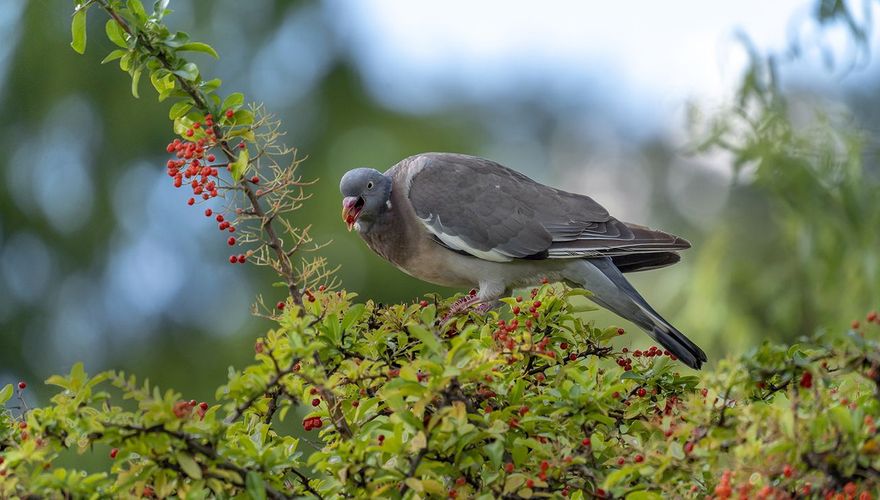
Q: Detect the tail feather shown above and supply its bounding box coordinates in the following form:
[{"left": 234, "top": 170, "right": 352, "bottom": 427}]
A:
[{"left": 576, "top": 258, "right": 707, "bottom": 369}]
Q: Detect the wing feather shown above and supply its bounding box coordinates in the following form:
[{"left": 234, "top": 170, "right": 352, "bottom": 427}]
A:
[{"left": 403, "top": 153, "right": 689, "bottom": 262}]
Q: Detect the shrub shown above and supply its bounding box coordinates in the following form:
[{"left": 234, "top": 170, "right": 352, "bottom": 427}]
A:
[{"left": 2, "top": 288, "right": 880, "bottom": 498}]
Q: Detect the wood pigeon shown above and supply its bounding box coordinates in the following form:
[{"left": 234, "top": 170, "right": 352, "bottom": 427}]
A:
[{"left": 340, "top": 152, "right": 707, "bottom": 369}]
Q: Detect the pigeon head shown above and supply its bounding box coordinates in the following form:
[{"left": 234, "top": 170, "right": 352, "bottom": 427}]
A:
[{"left": 339, "top": 168, "right": 392, "bottom": 231}]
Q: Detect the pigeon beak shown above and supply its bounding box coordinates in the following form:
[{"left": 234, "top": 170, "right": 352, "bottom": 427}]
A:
[{"left": 342, "top": 196, "right": 363, "bottom": 231}]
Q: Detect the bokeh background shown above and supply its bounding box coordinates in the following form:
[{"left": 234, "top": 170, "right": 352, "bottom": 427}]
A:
[{"left": 1, "top": 0, "right": 878, "bottom": 402}]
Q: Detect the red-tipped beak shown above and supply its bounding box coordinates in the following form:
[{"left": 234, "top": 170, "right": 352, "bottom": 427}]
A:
[{"left": 342, "top": 196, "right": 363, "bottom": 231}]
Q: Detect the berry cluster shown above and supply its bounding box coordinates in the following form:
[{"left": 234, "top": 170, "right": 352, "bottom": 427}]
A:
[
  {"left": 852, "top": 310, "right": 880, "bottom": 330},
  {"left": 302, "top": 416, "right": 323, "bottom": 431},
  {"left": 164, "top": 112, "right": 253, "bottom": 265}
]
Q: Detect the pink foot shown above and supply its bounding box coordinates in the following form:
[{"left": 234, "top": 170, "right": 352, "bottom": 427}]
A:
[{"left": 441, "top": 293, "right": 482, "bottom": 324}]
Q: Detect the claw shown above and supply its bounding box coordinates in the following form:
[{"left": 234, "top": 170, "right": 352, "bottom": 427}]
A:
[{"left": 441, "top": 293, "right": 482, "bottom": 324}]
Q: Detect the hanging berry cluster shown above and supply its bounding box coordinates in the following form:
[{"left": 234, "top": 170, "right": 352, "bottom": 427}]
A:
[{"left": 164, "top": 111, "right": 252, "bottom": 265}]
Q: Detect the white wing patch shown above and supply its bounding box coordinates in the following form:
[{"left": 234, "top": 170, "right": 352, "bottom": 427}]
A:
[{"left": 416, "top": 216, "right": 513, "bottom": 263}]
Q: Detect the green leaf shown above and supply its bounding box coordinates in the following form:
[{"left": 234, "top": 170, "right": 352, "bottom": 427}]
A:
[
  {"left": 485, "top": 439, "right": 504, "bottom": 467},
  {"left": 407, "top": 323, "right": 441, "bottom": 354},
  {"left": 101, "top": 49, "right": 127, "bottom": 64},
  {"left": 175, "top": 452, "right": 202, "bottom": 480},
  {"left": 231, "top": 109, "right": 254, "bottom": 126},
  {"left": 222, "top": 92, "right": 245, "bottom": 111},
  {"left": 245, "top": 472, "right": 267, "bottom": 500},
  {"left": 153, "top": 0, "right": 170, "bottom": 18},
  {"left": 168, "top": 101, "right": 193, "bottom": 120},
  {"left": 70, "top": 8, "right": 87, "bottom": 54},
  {"left": 105, "top": 19, "right": 127, "bottom": 48},
  {"left": 625, "top": 492, "right": 663, "bottom": 500},
  {"left": 230, "top": 148, "right": 249, "bottom": 182},
  {"left": 127, "top": 0, "right": 147, "bottom": 22},
  {"left": 0, "top": 383, "right": 12, "bottom": 404},
  {"left": 130, "top": 67, "right": 142, "bottom": 98},
  {"left": 173, "top": 62, "right": 199, "bottom": 82},
  {"left": 340, "top": 303, "right": 366, "bottom": 332},
  {"left": 179, "top": 42, "right": 219, "bottom": 58}
]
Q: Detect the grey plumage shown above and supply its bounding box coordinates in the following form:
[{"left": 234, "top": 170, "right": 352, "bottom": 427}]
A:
[{"left": 340, "top": 152, "right": 707, "bottom": 369}]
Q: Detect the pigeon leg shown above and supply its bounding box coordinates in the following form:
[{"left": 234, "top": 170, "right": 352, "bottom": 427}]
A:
[{"left": 443, "top": 293, "right": 482, "bottom": 320}]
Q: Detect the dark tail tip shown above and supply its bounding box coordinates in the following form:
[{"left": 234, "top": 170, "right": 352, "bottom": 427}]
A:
[{"left": 651, "top": 323, "right": 707, "bottom": 370}]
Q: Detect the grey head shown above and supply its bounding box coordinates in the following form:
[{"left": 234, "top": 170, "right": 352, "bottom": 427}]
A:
[{"left": 339, "top": 167, "right": 393, "bottom": 232}]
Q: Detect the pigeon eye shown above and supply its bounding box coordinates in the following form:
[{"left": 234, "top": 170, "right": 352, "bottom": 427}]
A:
[{"left": 367, "top": 181, "right": 374, "bottom": 190}]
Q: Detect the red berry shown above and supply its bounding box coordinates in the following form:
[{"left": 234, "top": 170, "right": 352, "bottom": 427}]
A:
[
  {"left": 783, "top": 464, "right": 793, "bottom": 478},
  {"left": 199, "top": 402, "right": 208, "bottom": 411},
  {"left": 238, "top": 143, "right": 246, "bottom": 149},
  {"left": 582, "top": 437, "right": 591, "bottom": 446},
  {"left": 229, "top": 255, "right": 237, "bottom": 264},
  {"left": 250, "top": 176, "right": 259, "bottom": 184},
  {"left": 206, "top": 154, "right": 216, "bottom": 162},
  {"left": 512, "top": 306, "right": 520, "bottom": 314},
  {"left": 225, "top": 109, "right": 234, "bottom": 118},
  {"left": 560, "top": 342, "right": 569, "bottom": 350},
  {"left": 617, "top": 327, "right": 625, "bottom": 335},
  {"left": 617, "top": 457, "right": 625, "bottom": 465},
  {"left": 799, "top": 371, "right": 813, "bottom": 389},
  {"left": 634, "top": 454, "right": 644, "bottom": 463},
  {"left": 533, "top": 300, "right": 542, "bottom": 308},
  {"left": 419, "top": 300, "right": 429, "bottom": 308},
  {"left": 378, "top": 434, "right": 385, "bottom": 442},
  {"left": 227, "top": 237, "right": 236, "bottom": 246},
  {"left": 310, "top": 387, "right": 318, "bottom": 395},
  {"left": 684, "top": 441, "right": 694, "bottom": 454},
  {"left": 17, "top": 381, "right": 26, "bottom": 390},
  {"left": 852, "top": 320, "right": 861, "bottom": 329},
  {"left": 186, "top": 129, "right": 194, "bottom": 137},
  {"left": 216, "top": 214, "right": 224, "bottom": 222},
  {"left": 18, "top": 421, "right": 26, "bottom": 429},
  {"left": 237, "top": 254, "right": 246, "bottom": 263},
  {"left": 504, "top": 462, "right": 515, "bottom": 473},
  {"left": 204, "top": 208, "right": 213, "bottom": 217},
  {"left": 276, "top": 301, "right": 285, "bottom": 310},
  {"left": 526, "top": 479, "right": 534, "bottom": 489},
  {"left": 187, "top": 197, "right": 195, "bottom": 206},
  {"left": 540, "top": 460, "right": 549, "bottom": 471},
  {"left": 311, "top": 398, "right": 321, "bottom": 407},
  {"left": 637, "top": 388, "right": 647, "bottom": 397},
  {"left": 519, "top": 405, "right": 529, "bottom": 416},
  {"left": 455, "top": 477, "right": 466, "bottom": 487},
  {"left": 110, "top": 448, "right": 119, "bottom": 459},
  {"left": 352, "top": 400, "right": 359, "bottom": 408}
]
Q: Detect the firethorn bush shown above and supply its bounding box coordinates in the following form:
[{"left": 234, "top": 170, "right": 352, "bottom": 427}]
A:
[
  {"left": 4, "top": 0, "right": 880, "bottom": 498},
  {"left": 3, "top": 288, "right": 880, "bottom": 498}
]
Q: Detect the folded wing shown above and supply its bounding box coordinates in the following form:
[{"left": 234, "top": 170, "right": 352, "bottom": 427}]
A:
[{"left": 405, "top": 153, "right": 689, "bottom": 265}]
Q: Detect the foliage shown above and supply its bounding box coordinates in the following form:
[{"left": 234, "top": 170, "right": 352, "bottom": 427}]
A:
[
  {"left": 3, "top": 287, "right": 880, "bottom": 498},
  {"left": 680, "top": 0, "right": 880, "bottom": 348},
  {"left": 69, "top": 0, "right": 335, "bottom": 309}
]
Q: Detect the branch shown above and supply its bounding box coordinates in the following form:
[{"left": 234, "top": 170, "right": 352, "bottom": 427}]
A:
[{"left": 95, "top": 0, "right": 303, "bottom": 307}]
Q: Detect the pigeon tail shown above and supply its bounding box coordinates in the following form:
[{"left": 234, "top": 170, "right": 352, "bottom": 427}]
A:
[{"left": 569, "top": 258, "right": 707, "bottom": 370}]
